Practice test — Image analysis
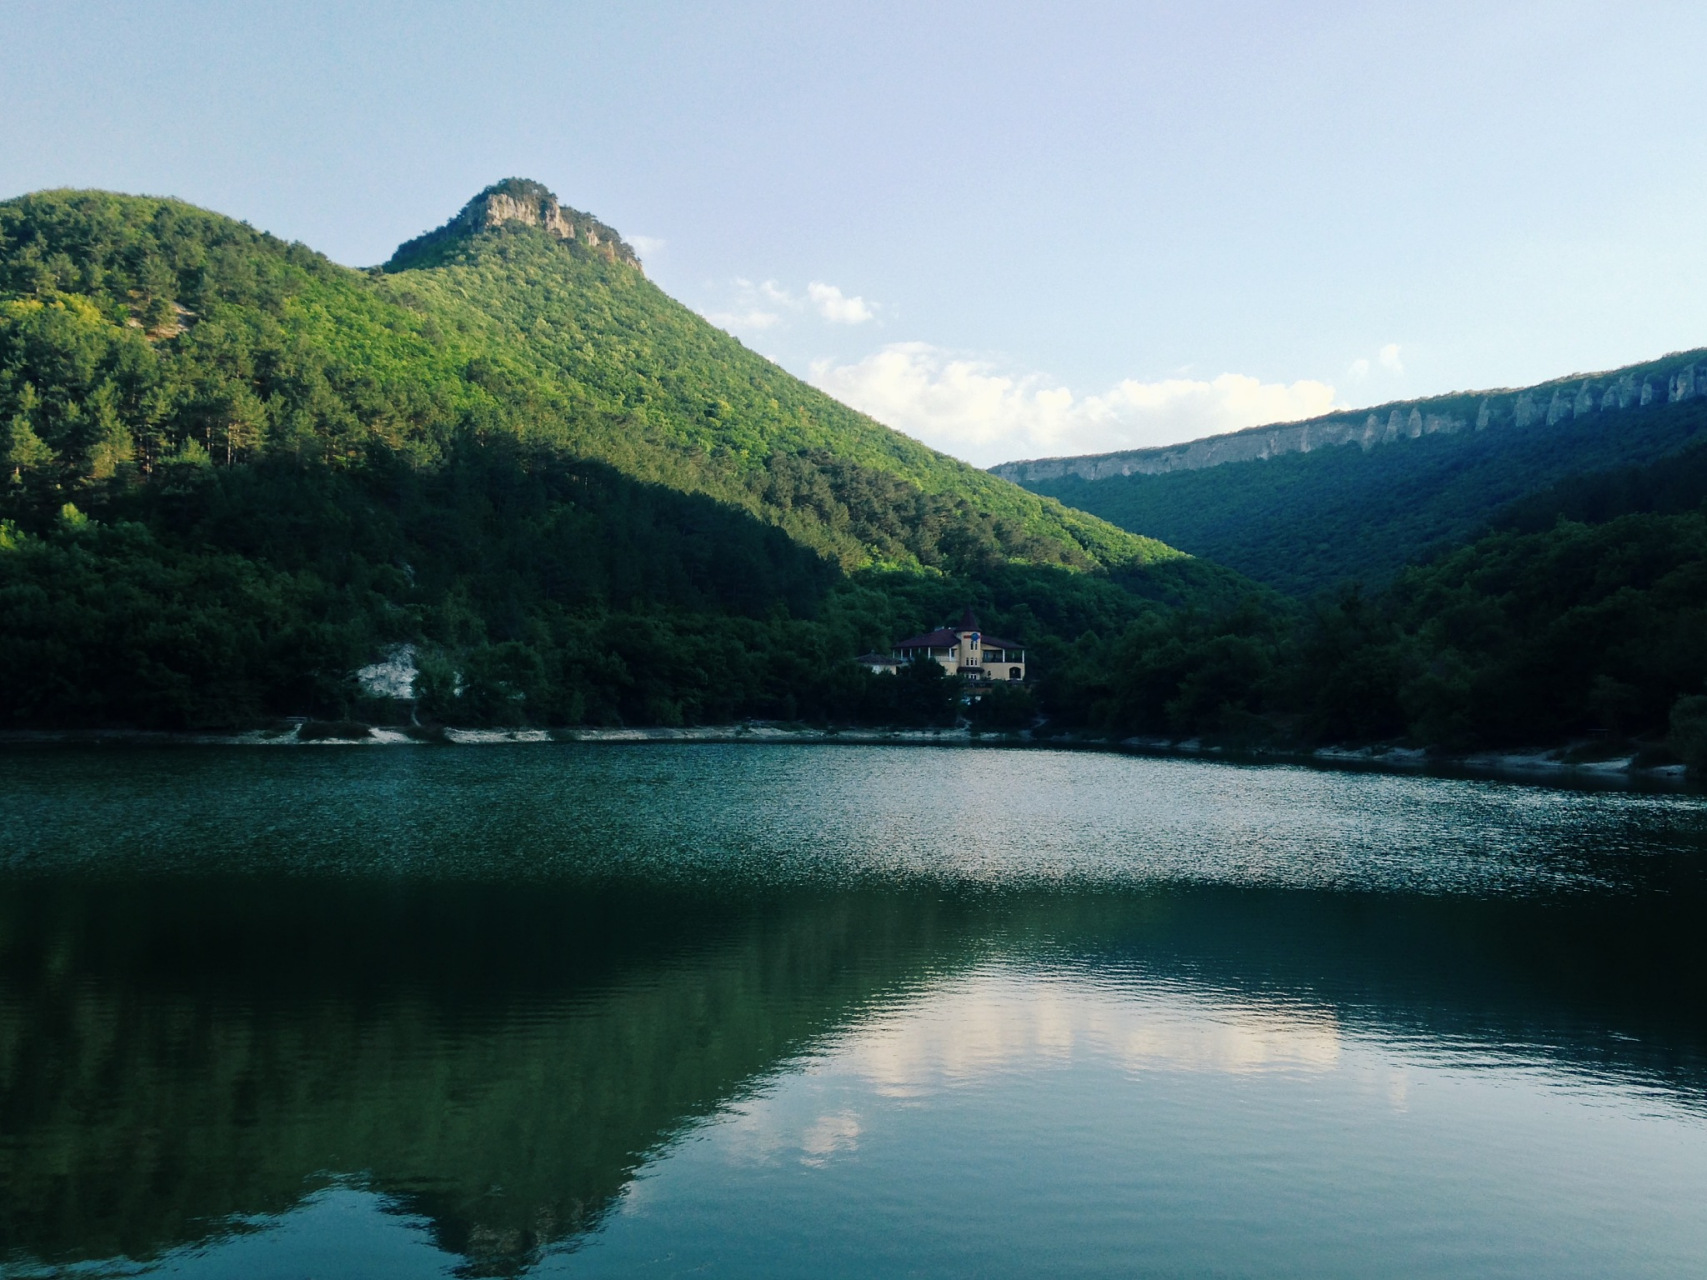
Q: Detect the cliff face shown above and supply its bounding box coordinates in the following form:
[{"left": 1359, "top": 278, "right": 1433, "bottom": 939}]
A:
[
  {"left": 990, "top": 349, "right": 1707, "bottom": 484},
  {"left": 385, "top": 177, "right": 642, "bottom": 273}
]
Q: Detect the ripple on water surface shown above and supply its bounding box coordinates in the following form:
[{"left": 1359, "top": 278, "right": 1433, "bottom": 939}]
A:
[
  {"left": 1, "top": 743, "right": 1702, "bottom": 893},
  {"left": 3, "top": 745, "right": 1707, "bottom": 1279}
]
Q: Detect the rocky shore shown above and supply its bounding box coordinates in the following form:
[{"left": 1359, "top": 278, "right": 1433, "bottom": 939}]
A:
[{"left": 1, "top": 722, "right": 1693, "bottom": 790}]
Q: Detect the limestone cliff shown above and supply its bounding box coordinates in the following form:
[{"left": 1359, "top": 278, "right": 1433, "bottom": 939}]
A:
[
  {"left": 385, "top": 177, "right": 642, "bottom": 273},
  {"left": 990, "top": 349, "right": 1707, "bottom": 484}
]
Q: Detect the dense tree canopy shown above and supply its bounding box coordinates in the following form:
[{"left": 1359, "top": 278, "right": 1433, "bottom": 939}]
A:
[
  {"left": 1018, "top": 394, "right": 1707, "bottom": 595},
  {"left": 1040, "top": 448, "right": 1707, "bottom": 765},
  {"left": 0, "top": 187, "right": 1171, "bottom": 571},
  {"left": 0, "top": 187, "right": 1202, "bottom": 730},
  {"left": 2, "top": 185, "right": 1702, "bottom": 763}
]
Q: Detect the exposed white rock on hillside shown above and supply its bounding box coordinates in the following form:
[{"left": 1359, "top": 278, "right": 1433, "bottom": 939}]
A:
[
  {"left": 991, "top": 349, "right": 1707, "bottom": 483},
  {"left": 356, "top": 646, "right": 418, "bottom": 700},
  {"left": 385, "top": 177, "right": 642, "bottom": 272}
]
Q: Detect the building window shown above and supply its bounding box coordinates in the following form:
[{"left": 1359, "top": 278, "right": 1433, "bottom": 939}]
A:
[{"left": 1010, "top": 667, "right": 1022, "bottom": 680}]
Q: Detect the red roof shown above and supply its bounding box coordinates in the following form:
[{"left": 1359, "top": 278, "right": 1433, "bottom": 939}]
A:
[
  {"left": 895, "top": 627, "right": 960, "bottom": 648},
  {"left": 892, "top": 607, "right": 1023, "bottom": 652},
  {"left": 894, "top": 628, "right": 1025, "bottom": 650}
]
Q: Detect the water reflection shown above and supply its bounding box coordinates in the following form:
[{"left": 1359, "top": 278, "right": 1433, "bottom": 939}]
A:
[
  {"left": 0, "top": 881, "right": 973, "bottom": 1274},
  {"left": 1, "top": 746, "right": 1705, "bottom": 1277},
  {"left": 834, "top": 972, "right": 1347, "bottom": 1085}
]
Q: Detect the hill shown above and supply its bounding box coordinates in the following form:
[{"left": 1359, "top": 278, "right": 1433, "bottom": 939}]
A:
[
  {"left": 1038, "top": 438, "right": 1707, "bottom": 761},
  {"left": 0, "top": 183, "right": 1213, "bottom": 729},
  {"left": 994, "top": 354, "right": 1707, "bottom": 595}
]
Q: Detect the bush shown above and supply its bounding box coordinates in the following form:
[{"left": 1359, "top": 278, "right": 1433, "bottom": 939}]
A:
[
  {"left": 968, "top": 681, "right": 1034, "bottom": 731},
  {"left": 892, "top": 659, "right": 960, "bottom": 727},
  {"left": 1669, "top": 694, "right": 1707, "bottom": 779}
]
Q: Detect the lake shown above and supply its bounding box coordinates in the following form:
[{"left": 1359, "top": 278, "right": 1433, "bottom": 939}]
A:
[{"left": 2, "top": 744, "right": 1705, "bottom": 1278}]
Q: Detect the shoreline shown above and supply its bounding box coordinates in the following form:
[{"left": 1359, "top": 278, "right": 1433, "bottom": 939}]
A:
[{"left": 0, "top": 722, "right": 1693, "bottom": 792}]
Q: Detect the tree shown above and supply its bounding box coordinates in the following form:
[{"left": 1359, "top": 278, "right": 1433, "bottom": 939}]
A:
[
  {"left": 968, "top": 680, "right": 1034, "bottom": 731},
  {"left": 1670, "top": 693, "right": 1707, "bottom": 780},
  {"left": 894, "top": 657, "right": 959, "bottom": 727},
  {"left": 3, "top": 412, "right": 52, "bottom": 482}
]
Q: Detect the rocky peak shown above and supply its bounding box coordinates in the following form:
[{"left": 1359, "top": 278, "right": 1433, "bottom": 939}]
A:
[{"left": 385, "top": 178, "right": 642, "bottom": 272}]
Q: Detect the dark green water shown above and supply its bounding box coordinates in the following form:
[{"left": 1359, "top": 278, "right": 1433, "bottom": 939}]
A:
[{"left": 2, "top": 744, "right": 1705, "bottom": 1278}]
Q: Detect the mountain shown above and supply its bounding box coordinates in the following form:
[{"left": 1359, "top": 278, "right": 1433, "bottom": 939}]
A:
[
  {"left": 994, "top": 353, "right": 1707, "bottom": 595},
  {"left": 19, "top": 179, "right": 1691, "bottom": 755},
  {"left": 2, "top": 179, "right": 1169, "bottom": 572},
  {"left": 1032, "top": 430, "right": 1707, "bottom": 756},
  {"left": 996, "top": 366, "right": 1707, "bottom": 756},
  {"left": 0, "top": 182, "right": 1213, "bottom": 729}
]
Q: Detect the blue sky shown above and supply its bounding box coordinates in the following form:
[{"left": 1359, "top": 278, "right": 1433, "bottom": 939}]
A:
[{"left": 6, "top": 1, "right": 1707, "bottom": 465}]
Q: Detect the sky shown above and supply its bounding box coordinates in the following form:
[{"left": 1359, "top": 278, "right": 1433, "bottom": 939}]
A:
[{"left": 6, "top": 1, "right": 1707, "bottom": 467}]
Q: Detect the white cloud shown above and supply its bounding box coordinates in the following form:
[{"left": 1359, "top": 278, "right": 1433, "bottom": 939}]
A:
[
  {"left": 810, "top": 342, "right": 1340, "bottom": 467},
  {"left": 1379, "top": 342, "right": 1404, "bottom": 374},
  {"left": 628, "top": 234, "right": 666, "bottom": 257},
  {"left": 701, "top": 278, "right": 878, "bottom": 338},
  {"left": 1347, "top": 357, "right": 1371, "bottom": 380},
  {"left": 705, "top": 308, "right": 782, "bottom": 331},
  {"left": 807, "top": 281, "right": 875, "bottom": 324},
  {"left": 704, "top": 279, "right": 791, "bottom": 335}
]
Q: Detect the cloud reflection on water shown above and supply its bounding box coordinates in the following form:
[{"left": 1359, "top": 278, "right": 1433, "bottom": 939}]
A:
[{"left": 841, "top": 967, "right": 1342, "bottom": 1097}]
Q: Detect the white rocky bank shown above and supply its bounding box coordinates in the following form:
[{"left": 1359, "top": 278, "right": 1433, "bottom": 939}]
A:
[
  {"left": 2, "top": 721, "right": 1690, "bottom": 791},
  {"left": 993, "top": 352, "right": 1707, "bottom": 483}
]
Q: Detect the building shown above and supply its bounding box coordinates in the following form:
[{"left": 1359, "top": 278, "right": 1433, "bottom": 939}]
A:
[
  {"left": 862, "top": 608, "right": 1026, "bottom": 682},
  {"left": 854, "top": 651, "right": 901, "bottom": 674}
]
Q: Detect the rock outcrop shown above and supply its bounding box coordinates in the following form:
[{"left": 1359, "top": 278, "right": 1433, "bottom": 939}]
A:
[
  {"left": 384, "top": 178, "right": 642, "bottom": 273},
  {"left": 990, "top": 349, "right": 1707, "bottom": 484}
]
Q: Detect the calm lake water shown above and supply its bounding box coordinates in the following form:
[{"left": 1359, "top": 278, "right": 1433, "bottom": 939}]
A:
[{"left": 2, "top": 744, "right": 1706, "bottom": 1278}]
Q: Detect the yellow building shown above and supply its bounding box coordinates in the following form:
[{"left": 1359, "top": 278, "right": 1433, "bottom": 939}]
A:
[{"left": 857, "top": 608, "right": 1026, "bottom": 683}]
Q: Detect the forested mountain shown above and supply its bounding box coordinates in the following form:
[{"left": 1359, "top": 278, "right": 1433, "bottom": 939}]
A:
[
  {"left": 4, "top": 180, "right": 1702, "bottom": 760},
  {"left": 1039, "top": 436, "right": 1707, "bottom": 764},
  {"left": 4, "top": 180, "right": 1163, "bottom": 572},
  {"left": 0, "top": 183, "right": 1207, "bottom": 729},
  {"left": 997, "top": 356, "right": 1707, "bottom": 595}
]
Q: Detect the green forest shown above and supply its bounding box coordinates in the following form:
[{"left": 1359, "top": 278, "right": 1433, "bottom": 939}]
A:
[
  {"left": 1018, "top": 392, "right": 1707, "bottom": 596},
  {"left": 0, "top": 184, "right": 1203, "bottom": 731},
  {"left": 2, "top": 182, "right": 1704, "bottom": 770},
  {"left": 1038, "top": 439, "right": 1707, "bottom": 770}
]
